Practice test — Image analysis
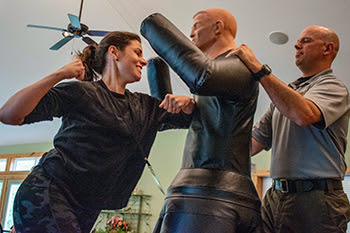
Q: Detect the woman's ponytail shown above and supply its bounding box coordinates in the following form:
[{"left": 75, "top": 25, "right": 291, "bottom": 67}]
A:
[{"left": 75, "top": 45, "right": 99, "bottom": 81}]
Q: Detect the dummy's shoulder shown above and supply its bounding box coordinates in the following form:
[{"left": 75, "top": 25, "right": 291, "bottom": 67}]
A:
[{"left": 219, "top": 51, "right": 249, "bottom": 70}]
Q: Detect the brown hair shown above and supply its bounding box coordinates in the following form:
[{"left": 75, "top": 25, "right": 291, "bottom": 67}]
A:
[{"left": 76, "top": 31, "right": 141, "bottom": 81}]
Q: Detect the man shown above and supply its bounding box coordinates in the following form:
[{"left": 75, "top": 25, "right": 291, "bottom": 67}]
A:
[
  {"left": 141, "top": 9, "right": 261, "bottom": 232},
  {"left": 230, "top": 25, "right": 350, "bottom": 232}
]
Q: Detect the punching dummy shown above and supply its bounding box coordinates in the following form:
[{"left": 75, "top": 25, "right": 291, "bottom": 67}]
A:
[{"left": 142, "top": 10, "right": 261, "bottom": 233}]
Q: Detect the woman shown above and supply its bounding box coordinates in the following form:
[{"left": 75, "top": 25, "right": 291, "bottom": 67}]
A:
[{"left": 0, "top": 31, "right": 195, "bottom": 233}]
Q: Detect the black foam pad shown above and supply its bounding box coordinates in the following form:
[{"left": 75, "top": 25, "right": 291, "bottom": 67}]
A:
[{"left": 147, "top": 57, "right": 173, "bottom": 99}]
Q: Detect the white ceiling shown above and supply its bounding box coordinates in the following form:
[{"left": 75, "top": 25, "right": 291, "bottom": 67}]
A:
[{"left": 0, "top": 0, "right": 349, "bottom": 146}]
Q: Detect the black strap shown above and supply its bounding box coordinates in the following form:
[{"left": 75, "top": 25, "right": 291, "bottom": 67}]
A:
[
  {"left": 273, "top": 178, "right": 343, "bottom": 193},
  {"left": 105, "top": 87, "right": 166, "bottom": 195}
]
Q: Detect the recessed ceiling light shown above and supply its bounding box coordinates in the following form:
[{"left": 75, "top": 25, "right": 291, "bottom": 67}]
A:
[{"left": 269, "top": 31, "right": 288, "bottom": 45}]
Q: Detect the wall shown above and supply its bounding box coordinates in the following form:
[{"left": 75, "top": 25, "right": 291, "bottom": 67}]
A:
[
  {"left": 0, "top": 142, "right": 53, "bottom": 154},
  {"left": 134, "top": 130, "right": 188, "bottom": 233},
  {"left": 252, "top": 149, "right": 271, "bottom": 171}
]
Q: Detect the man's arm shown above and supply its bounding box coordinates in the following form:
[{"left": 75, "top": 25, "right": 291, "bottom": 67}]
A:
[
  {"left": 251, "top": 137, "right": 265, "bottom": 156},
  {"left": 228, "top": 44, "right": 321, "bottom": 126},
  {"left": 259, "top": 72, "right": 321, "bottom": 126}
]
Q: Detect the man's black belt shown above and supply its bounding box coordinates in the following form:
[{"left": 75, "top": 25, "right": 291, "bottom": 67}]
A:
[{"left": 272, "top": 178, "right": 343, "bottom": 193}]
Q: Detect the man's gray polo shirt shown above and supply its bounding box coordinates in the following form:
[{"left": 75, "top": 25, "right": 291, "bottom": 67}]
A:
[{"left": 253, "top": 69, "right": 350, "bottom": 179}]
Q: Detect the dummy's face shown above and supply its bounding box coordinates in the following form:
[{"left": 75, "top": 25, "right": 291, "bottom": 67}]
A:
[
  {"left": 117, "top": 40, "right": 147, "bottom": 84},
  {"left": 294, "top": 27, "right": 326, "bottom": 70},
  {"left": 190, "top": 13, "right": 216, "bottom": 51}
]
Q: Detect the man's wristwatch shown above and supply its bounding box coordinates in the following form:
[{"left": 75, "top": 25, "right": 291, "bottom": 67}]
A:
[{"left": 252, "top": 64, "right": 272, "bottom": 81}]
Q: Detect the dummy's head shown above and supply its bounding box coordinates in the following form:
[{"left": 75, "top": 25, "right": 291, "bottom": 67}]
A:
[
  {"left": 294, "top": 25, "right": 339, "bottom": 73},
  {"left": 76, "top": 31, "right": 142, "bottom": 81},
  {"left": 190, "top": 8, "right": 237, "bottom": 52}
]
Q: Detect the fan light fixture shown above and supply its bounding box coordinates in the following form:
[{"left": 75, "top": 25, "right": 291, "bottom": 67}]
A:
[{"left": 62, "top": 31, "right": 71, "bottom": 37}]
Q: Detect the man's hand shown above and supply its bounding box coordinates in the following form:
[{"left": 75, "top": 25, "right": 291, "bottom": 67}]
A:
[
  {"left": 159, "top": 94, "right": 196, "bottom": 114},
  {"left": 226, "top": 44, "right": 262, "bottom": 73}
]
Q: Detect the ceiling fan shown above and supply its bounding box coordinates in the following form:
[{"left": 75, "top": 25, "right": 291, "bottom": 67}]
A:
[{"left": 27, "top": 0, "right": 110, "bottom": 50}]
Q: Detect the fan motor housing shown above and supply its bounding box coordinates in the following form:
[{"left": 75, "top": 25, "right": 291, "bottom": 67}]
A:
[{"left": 68, "top": 23, "right": 89, "bottom": 36}]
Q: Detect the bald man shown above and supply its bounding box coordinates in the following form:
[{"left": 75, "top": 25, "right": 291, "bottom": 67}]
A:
[
  {"left": 230, "top": 26, "right": 350, "bottom": 232},
  {"left": 141, "top": 8, "right": 261, "bottom": 233}
]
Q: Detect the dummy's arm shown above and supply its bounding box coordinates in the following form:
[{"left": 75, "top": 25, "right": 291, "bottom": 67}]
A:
[
  {"left": 141, "top": 13, "right": 257, "bottom": 100},
  {"left": 147, "top": 57, "right": 173, "bottom": 99},
  {"left": 147, "top": 57, "right": 195, "bottom": 115}
]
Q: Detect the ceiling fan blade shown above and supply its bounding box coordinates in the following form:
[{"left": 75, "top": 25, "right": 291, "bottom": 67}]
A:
[
  {"left": 82, "top": 36, "right": 97, "bottom": 46},
  {"left": 68, "top": 14, "right": 81, "bottom": 30},
  {"left": 50, "top": 36, "right": 74, "bottom": 50},
  {"left": 87, "top": 30, "right": 110, "bottom": 37},
  {"left": 27, "top": 24, "right": 67, "bottom": 32}
]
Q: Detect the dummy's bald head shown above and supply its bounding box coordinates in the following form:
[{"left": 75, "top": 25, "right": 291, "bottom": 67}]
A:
[{"left": 194, "top": 8, "right": 237, "bottom": 39}]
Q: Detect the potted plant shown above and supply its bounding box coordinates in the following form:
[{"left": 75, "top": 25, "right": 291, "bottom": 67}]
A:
[{"left": 105, "top": 216, "right": 130, "bottom": 233}]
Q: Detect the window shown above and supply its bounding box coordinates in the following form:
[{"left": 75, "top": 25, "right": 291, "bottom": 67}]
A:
[
  {"left": 11, "top": 157, "right": 40, "bottom": 171},
  {"left": 2, "top": 180, "right": 21, "bottom": 230},
  {"left": 0, "top": 152, "right": 44, "bottom": 231},
  {"left": 0, "top": 159, "right": 6, "bottom": 171}
]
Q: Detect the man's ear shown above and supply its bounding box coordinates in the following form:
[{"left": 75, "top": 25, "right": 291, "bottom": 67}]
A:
[
  {"left": 324, "top": 42, "right": 334, "bottom": 56},
  {"left": 214, "top": 20, "right": 224, "bottom": 35}
]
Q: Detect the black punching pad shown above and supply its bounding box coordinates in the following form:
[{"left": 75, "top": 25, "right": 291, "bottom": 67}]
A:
[
  {"left": 140, "top": 13, "right": 258, "bottom": 101},
  {"left": 147, "top": 57, "right": 173, "bottom": 100}
]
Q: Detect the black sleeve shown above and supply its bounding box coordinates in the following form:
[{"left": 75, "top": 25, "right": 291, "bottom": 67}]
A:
[
  {"left": 141, "top": 93, "right": 193, "bottom": 131},
  {"left": 23, "top": 81, "right": 80, "bottom": 124},
  {"left": 158, "top": 109, "right": 194, "bottom": 131}
]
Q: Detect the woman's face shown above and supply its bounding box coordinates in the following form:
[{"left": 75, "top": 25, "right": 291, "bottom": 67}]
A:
[{"left": 117, "top": 40, "right": 147, "bottom": 84}]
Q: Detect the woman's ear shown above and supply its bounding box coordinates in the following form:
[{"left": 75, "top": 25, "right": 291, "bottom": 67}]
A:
[{"left": 108, "top": 45, "right": 119, "bottom": 61}]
